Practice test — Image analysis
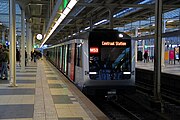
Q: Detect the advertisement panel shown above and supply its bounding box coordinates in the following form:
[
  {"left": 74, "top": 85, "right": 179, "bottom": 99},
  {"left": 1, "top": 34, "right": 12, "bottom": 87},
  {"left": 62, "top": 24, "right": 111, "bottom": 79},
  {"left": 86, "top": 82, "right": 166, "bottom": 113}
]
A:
[
  {"left": 174, "top": 47, "right": 179, "bottom": 60},
  {"left": 169, "top": 50, "right": 174, "bottom": 60}
]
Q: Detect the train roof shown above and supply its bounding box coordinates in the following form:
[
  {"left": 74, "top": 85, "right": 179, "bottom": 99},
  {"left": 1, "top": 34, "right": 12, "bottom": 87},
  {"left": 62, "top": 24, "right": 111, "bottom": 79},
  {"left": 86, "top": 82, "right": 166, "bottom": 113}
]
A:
[
  {"left": 47, "top": 29, "right": 131, "bottom": 48},
  {"left": 89, "top": 29, "right": 131, "bottom": 40},
  {"left": 69, "top": 29, "right": 131, "bottom": 41}
]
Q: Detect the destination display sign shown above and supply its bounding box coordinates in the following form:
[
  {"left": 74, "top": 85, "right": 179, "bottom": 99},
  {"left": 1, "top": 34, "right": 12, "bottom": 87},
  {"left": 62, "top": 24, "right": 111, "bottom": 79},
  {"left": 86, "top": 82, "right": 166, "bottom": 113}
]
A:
[{"left": 102, "top": 41, "right": 126, "bottom": 46}]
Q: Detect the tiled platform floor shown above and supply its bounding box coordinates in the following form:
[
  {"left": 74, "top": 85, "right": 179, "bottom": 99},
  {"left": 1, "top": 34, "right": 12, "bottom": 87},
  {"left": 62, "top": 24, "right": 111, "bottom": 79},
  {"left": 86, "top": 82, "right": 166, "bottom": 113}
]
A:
[{"left": 0, "top": 60, "right": 108, "bottom": 120}]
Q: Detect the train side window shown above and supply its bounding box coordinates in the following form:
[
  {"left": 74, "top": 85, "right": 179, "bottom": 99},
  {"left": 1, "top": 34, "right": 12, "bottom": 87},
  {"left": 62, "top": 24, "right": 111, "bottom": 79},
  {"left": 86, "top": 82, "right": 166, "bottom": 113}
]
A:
[{"left": 76, "top": 44, "right": 82, "bottom": 67}]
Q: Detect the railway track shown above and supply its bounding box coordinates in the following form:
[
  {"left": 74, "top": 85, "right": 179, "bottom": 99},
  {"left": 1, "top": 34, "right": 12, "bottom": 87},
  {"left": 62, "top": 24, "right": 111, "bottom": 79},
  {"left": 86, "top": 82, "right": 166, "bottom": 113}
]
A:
[
  {"left": 90, "top": 92, "right": 174, "bottom": 120},
  {"left": 93, "top": 97, "right": 140, "bottom": 120},
  {"left": 118, "top": 94, "right": 169, "bottom": 120},
  {"left": 136, "top": 85, "right": 180, "bottom": 120}
]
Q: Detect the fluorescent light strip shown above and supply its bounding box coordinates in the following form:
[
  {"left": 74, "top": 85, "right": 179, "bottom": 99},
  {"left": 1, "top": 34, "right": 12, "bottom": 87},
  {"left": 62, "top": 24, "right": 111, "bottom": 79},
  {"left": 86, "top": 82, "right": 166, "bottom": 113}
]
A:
[
  {"left": 84, "top": 26, "right": 90, "bottom": 30},
  {"left": 57, "top": 17, "right": 63, "bottom": 24},
  {"left": 63, "top": 7, "right": 71, "bottom": 15},
  {"left": 67, "top": 0, "right": 78, "bottom": 9},
  {"left": 60, "top": 13, "right": 66, "bottom": 20},
  {"left": 94, "top": 19, "right": 107, "bottom": 26},
  {"left": 40, "top": 0, "right": 78, "bottom": 48}
]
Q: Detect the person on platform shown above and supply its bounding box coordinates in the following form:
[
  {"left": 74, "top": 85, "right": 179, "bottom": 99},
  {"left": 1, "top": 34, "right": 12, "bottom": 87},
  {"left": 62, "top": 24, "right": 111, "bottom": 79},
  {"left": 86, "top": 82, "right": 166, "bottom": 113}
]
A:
[
  {"left": 0, "top": 43, "right": 3, "bottom": 79},
  {"left": 25, "top": 50, "right": 27, "bottom": 66},
  {"left": 33, "top": 51, "right": 37, "bottom": 62},
  {"left": 16, "top": 49, "right": 21, "bottom": 66},
  {"left": 1, "top": 45, "right": 9, "bottom": 80},
  {"left": 31, "top": 51, "right": 33, "bottom": 61},
  {"left": 143, "top": 51, "right": 148, "bottom": 63}
]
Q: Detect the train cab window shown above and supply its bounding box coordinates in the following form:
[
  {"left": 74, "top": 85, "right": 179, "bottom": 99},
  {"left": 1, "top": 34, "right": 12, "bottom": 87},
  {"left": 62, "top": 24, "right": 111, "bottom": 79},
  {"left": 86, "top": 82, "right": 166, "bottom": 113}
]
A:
[
  {"left": 89, "top": 45, "right": 131, "bottom": 80},
  {"left": 76, "top": 43, "right": 82, "bottom": 67}
]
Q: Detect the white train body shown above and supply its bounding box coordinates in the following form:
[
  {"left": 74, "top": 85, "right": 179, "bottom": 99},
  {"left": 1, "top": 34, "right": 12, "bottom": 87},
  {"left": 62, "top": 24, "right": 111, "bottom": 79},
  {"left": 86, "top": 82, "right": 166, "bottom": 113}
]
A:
[{"left": 44, "top": 29, "right": 135, "bottom": 96}]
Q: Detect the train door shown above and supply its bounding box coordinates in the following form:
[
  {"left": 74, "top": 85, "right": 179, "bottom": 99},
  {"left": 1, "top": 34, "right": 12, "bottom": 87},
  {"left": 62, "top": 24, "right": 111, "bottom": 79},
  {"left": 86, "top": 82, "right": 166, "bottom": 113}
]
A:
[
  {"left": 50, "top": 48, "right": 53, "bottom": 62},
  {"left": 75, "top": 42, "right": 83, "bottom": 88},
  {"left": 65, "top": 45, "right": 69, "bottom": 75},
  {"left": 59, "top": 46, "right": 63, "bottom": 70},
  {"left": 67, "top": 44, "right": 71, "bottom": 78},
  {"left": 55, "top": 47, "right": 58, "bottom": 66},
  {"left": 54, "top": 47, "right": 56, "bottom": 64},
  {"left": 62, "top": 45, "right": 68, "bottom": 74},
  {"left": 67, "top": 43, "right": 75, "bottom": 81},
  {"left": 56, "top": 47, "right": 59, "bottom": 67},
  {"left": 62, "top": 46, "right": 65, "bottom": 72},
  {"left": 57, "top": 46, "right": 60, "bottom": 69},
  {"left": 53, "top": 47, "right": 56, "bottom": 63},
  {"left": 82, "top": 39, "right": 89, "bottom": 81},
  {"left": 70, "top": 44, "right": 75, "bottom": 81}
]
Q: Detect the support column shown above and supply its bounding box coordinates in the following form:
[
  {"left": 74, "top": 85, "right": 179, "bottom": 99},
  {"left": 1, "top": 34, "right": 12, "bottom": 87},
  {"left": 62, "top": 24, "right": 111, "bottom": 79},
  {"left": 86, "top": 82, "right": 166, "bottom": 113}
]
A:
[
  {"left": 32, "top": 35, "right": 35, "bottom": 52},
  {"left": 154, "top": 0, "right": 162, "bottom": 101},
  {"left": 20, "top": 8, "right": 26, "bottom": 71},
  {"left": 29, "top": 27, "right": 32, "bottom": 53},
  {"left": 26, "top": 21, "right": 30, "bottom": 61},
  {"left": 131, "top": 22, "right": 135, "bottom": 73},
  {"left": 135, "top": 27, "right": 138, "bottom": 62},
  {"left": 142, "top": 40, "right": 145, "bottom": 54},
  {"left": 161, "top": 20, "right": 166, "bottom": 67},
  {"left": 9, "top": 0, "right": 17, "bottom": 87},
  {"left": 108, "top": 8, "right": 113, "bottom": 29},
  {"left": 89, "top": 14, "right": 93, "bottom": 31}
]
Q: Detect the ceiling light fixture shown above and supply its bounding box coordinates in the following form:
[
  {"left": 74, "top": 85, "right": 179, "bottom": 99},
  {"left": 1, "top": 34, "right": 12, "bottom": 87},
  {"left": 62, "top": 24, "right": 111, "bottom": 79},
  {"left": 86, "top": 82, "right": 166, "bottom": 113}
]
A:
[{"left": 40, "top": 0, "right": 78, "bottom": 48}]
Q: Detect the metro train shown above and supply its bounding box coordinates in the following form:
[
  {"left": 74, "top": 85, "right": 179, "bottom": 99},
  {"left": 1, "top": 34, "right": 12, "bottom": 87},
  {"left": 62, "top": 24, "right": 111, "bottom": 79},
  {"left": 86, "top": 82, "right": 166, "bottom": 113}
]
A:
[{"left": 44, "top": 29, "right": 135, "bottom": 96}]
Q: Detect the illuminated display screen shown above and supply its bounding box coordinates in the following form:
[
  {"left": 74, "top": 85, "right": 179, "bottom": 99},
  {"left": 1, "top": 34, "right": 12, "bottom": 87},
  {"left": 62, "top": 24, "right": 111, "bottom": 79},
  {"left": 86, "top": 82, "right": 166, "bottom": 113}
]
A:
[
  {"left": 102, "top": 41, "right": 126, "bottom": 46},
  {"left": 90, "top": 47, "right": 99, "bottom": 53}
]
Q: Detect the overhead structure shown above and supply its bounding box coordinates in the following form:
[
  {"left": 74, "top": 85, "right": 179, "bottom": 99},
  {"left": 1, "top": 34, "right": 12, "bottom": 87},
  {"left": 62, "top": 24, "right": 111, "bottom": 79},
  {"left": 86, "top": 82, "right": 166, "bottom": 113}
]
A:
[
  {"left": 38, "top": 0, "right": 180, "bottom": 46},
  {"left": 0, "top": 0, "right": 180, "bottom": 46},
  {"left": 17, "top": 0, "right": 49, "bottom": 36}
]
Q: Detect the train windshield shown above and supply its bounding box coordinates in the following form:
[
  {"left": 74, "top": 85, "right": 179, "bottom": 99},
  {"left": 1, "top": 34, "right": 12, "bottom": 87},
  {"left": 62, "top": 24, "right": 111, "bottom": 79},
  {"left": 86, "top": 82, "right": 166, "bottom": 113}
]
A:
[{"left": 89, "top": 46, "right": 131, "bottom": 80}]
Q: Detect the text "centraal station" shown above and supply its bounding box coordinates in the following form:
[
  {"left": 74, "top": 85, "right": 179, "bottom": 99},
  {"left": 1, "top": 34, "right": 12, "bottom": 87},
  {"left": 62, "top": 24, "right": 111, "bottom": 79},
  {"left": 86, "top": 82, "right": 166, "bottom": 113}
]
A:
[{"left": 102, "top": 41, "right": 126, "bottom": 46}]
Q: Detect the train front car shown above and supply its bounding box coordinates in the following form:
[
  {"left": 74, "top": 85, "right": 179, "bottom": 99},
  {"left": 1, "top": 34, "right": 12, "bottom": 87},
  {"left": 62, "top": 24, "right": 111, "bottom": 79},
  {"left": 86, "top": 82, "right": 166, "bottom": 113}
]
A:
[{"left": 83, "top": 29, "right": 135, "bottom": 96}]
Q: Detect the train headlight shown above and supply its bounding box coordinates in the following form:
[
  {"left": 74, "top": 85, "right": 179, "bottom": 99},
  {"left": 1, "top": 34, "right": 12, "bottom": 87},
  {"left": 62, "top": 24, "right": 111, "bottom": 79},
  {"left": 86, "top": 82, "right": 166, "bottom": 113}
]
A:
[
  {"left": 89, "top": 72, "right": 98, "bottom": 74},
  {"left": 123, "top": 72, "right": 131, "bottom": 74}
]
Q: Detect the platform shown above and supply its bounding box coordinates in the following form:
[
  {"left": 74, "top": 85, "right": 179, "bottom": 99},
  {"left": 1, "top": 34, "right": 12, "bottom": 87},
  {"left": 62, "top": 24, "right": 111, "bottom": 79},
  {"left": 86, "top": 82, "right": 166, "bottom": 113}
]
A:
[
  {"left": 136, "top": 61, "right": 180, "bottom": 75},
  {"left": 0, "top": 59, "right": 108, "bottom": 120}
]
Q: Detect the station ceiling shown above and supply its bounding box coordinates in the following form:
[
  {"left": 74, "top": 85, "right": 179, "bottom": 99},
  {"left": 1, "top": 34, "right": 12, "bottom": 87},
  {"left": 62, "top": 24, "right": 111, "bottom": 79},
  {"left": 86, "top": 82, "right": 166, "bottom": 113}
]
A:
[
  {"left": 16, "top": 0, "right": 49, "bottom": 35},
  {"left": 0, "top": 0, "right": 180, "bottom": 46},
  {"left": 45, "top": 0, "right": 180, "bottom": 45}
]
